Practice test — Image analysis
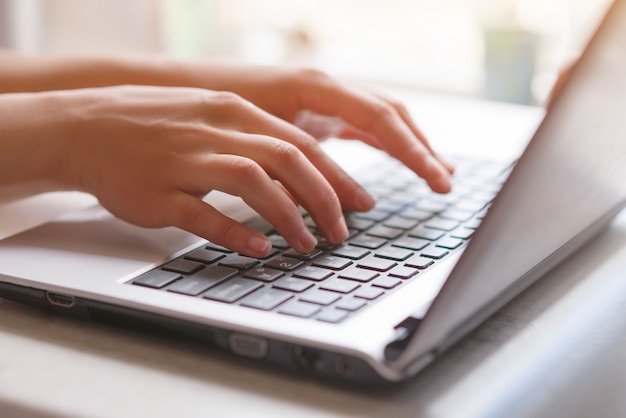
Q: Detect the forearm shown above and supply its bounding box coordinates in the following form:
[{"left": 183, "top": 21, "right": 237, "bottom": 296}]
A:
[
  {"left": 0, "top": 49, "right": 169, "bottom": 93},
  {"left": 0, "top": 92, "right": 72, "bottom": 201},
  {"left": 0, "top": 49, "right": 260, "bottom": 93}
]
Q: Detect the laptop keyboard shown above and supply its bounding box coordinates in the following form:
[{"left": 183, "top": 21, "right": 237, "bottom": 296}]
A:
[{"left": 130, "top": 155, "right": 513, "bottom": 324}]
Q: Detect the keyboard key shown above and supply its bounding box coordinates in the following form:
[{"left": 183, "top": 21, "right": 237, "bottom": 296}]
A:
[
  {"left": 162, "top": 259, "right": 204, "bottom": 275},
  {"left": 345, "top": 215, "right": 375, "bottom": 231},
  {"left": 405, "top": 255, "right": 435, "bottom": 269},
  {"left": 382, "top": 216, "right": 419, "bottom": 230},
  {"left": 354, "top": 287, "right": 385, "bottom": 300},
  {"left": 264, "top": 256, "right": 305, "bottom": 271},
  {"left": 454, "top": 199, "right": 488, "bottom": 213},
  {"left": 391, "top": 237, "right": 430, "bottom": 251},
  {"left": 366, "top": 225, "right": 404, "bottom": 240},
  {"left": 424, "top": 217, "right": 460, "bottom": 231},
  {"left": 243, "top": 266, "right": 284, "bottom": 282},
  {"left": 374, "top": 200, "right": 406, "bottom": 212},
  {"left": 464, "top": 218, "right": 483, "bottom": 229},
  {"left": 312, "top": 256, "right": 352, "bottom": 271},
  {"left": 348, "top": 235, "right": 387, "bottom": 249},
  {"left": 203, "top": 278, "right": 262, "bottom": 303},
  {"left": 372, "top": 276, "right": 402, "bottom": 289},
  {"left": 240, "top": 288, "right": 293, "bottom": 311},
  {"left": 421, "top": 247, "right": 450, "bottom": 260},
  {"left": 439, "top": 208, "right": 475, "bottom": 222},
  {"left": 204, "top": 242, "right": 233, "bottom": 253},
  {"left": 398, "top": 208, "right": 434, "bottom": 221},
  {"left": 184, "top": 248, "right": 226, "bottom": 264},
  {"left": 292, "top": 266, "right": 334, "bottom": 281},
  {"left": 415, "top": 201, "right": 447, "bottom": 213},
  {"left": 278, "top": 301, "right": 320, "bottom": 318},
  {"left": 353, "top": 209, "right": 390, "bottom": 222},
  {"left": 283, "top": 248, "right": 323, "bottom": 261},
  {"left": 331, "top": 245, "right": 370, "bottom": 260},
  {"left": 337, "top": 267, "right": 379, "bottom": 282},
  {"left": 374, "top": 246, "right": 414, "bottom": 261},
  {"left": 357, "top": 258, "right": 397, "bottom": 272},
  {"left": 316, "top": 309, "right": 349, "bottom": 323},
  {"left": 409, "top": 226, "right": 445, "bottom": 241},
  {"left": 319, "top": 278, "right": 361, "bottom": 294},
  {"left": 195, "top": 265, "right": 238, "bottom": 281},
  {"left": 133, "top": 270, "right": 181, "bottom": 289},
  {"left": 335, "top": 297, "right": 367, "bottom": 312},
  {"left": 299, "top": 290, "right": 341, "bottom": 306},
  {"left": 451, "top": 227, "right": 474, "bottom": 239},
  {"left": 388, "top": 266, "right": 419, "bottom": 279},
  {"left": 166, "top": 267, "right": 235, "bottom": 295},
  {"left": 436, "top": 237, "right": 464, "bottom": 250},
  {"left": 217, "top": 254, "right": 260, "bottom": 270},
  {"left": 167, "top": 274, "right": 228, "bottom": 296},
  {"left": 273, "top": 277, "right": 315, "bottom": 292}
]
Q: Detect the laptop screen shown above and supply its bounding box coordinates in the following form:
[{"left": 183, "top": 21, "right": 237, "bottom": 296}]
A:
[{"left": 395, "top": 0, "right": 626, "bottom": 372}]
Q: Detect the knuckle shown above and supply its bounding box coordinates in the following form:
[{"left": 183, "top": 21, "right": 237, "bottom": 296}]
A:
[
  {"left": 319, "top": 186, "right": 340, "bottom": 210},
  {"left": 388, "top": 98, "right": 407, "bottom": 114},
  {"left": 230, "top": 157, "right": 263, "bottom": 182},
  {"left": 370, "top": 100, "right": 398, "bottom": 122},
  {"left": 176, "top": 199, "right": 205, "bottom": 230},
  {"left": 269, "top": 140, "right": 305, "bottom": 167},
  {"left": 289, "top": 67, "right": 332, "bottom": 88},
  {"left": 208, "top": 90, "right": 248, "bottom": 111},
  {"left": 291, "top": 131, "right": 320, "bottom": 155},
  {"left": 217, "top": 218, "right": 242, "bottom": 247}
]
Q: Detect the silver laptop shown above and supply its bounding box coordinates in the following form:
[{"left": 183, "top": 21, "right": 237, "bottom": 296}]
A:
[{"left": 1, "top": 0, "right": 625, "bottom": 385}]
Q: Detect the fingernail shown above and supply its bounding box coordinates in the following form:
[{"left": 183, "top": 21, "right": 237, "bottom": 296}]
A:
[
  {"left": 428, "top": 156, "right": 452, "bottom": 193},
  {"left": 298, "top": 227, "right": 318, "bottom": 252},
  {"left": 356, "top": 187, "right": 376, "bottom": 211},
  {"left": 247, "top": 235, "right": 271, "bottom": 257},
  {"left": 331, "top": 217, "right": 349, "bottom": 243}
]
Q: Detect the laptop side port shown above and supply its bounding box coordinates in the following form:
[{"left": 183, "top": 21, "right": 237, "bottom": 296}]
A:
[
  {"left": 334, "top": 357, "right": 355, "bottom": 378},
  {"left": 293, "top": 346, "right": 324, "bottom": 371},
  {"left": 228, "top": 333, "right": 268, "bottom": 359},
  {"left": 45, "top": 291, "right": 75, "bottom": 308}
]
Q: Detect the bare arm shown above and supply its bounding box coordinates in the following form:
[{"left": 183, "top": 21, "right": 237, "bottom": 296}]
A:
[{"left": 0, "top": 50, "right": 453, "bottom": 256}]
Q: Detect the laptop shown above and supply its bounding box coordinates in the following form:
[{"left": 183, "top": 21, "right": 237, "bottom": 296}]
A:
[{"left": 1, "top": 0, "right": 625, "bottom": 385}]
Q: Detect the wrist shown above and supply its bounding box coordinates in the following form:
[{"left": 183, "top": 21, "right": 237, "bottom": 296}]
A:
[{"left": 0, "top": 92, "right": 76, "bottom": 197}]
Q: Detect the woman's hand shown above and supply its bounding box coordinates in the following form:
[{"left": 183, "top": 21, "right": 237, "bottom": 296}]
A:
[
  {"left": 1, "top": 85, "right": 379, "bottom": 257},
  {"left": 155, "top": 61, "right": 454, "bottom": 193},
  {"left": 0, "top": 52, "right": 454, "bottom": 256}
]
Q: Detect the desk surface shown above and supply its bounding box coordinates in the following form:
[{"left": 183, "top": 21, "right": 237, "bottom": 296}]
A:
[{"left": 2, "top": 90, "right": 626, "bottom": 418}]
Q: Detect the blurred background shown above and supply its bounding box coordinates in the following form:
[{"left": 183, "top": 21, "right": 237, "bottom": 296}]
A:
[{"left": 0, "top": 0, "right": 612, "bottom": 105}]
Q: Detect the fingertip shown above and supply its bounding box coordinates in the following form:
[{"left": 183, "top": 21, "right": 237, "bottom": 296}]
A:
[
  {"left": 430, "top": 176, "right": 452, "bottom": 194},
  {"left": 426, "top": 156, "right": 453, "bottom": 194},
  {"left": 329, "top": 217, "right": 349, "bottom": 243},
  {"left": 355, "top": 187, "right": 376, "bottom": 211},
  {"left": 245, "top": 234, "right": 272, "bottom": 258},
  {"left": 439, "top": 157, "right": 455, "bottom": 174},
  {"left": 295, "top": 226, "right": 319, "bottom": 253}
]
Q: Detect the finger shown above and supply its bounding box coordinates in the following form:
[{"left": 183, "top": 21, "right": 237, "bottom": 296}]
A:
[
  {"left": 293, "top": 74, "right": 452, "bottom": 193},
  {"left": 205, "top": 132, "right": 355, "bottom": 244},
  {"left": 220, "top": 100, "right": 375, "bottom": 215},
  {"left": 173, "top": 154, "right": 319, "bottom": 255},
  {"left": 169, "top": 193, "right": 274, "bottom": 258},
  {"left": 369, "top": 90, "right": 455, "bottom": 174}
]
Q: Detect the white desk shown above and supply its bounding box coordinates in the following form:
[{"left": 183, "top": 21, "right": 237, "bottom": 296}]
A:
[{"left": 2, "top": 90, "right": 626, "bottom": 418}]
